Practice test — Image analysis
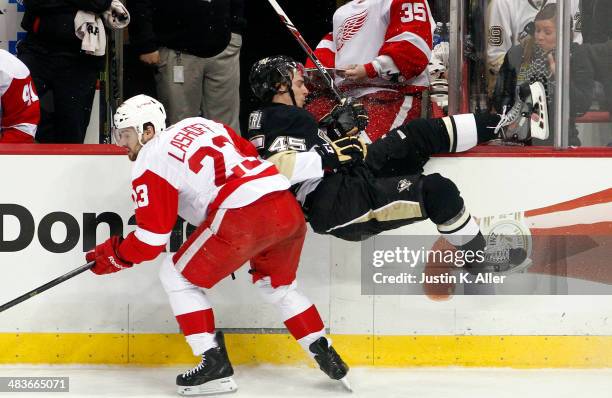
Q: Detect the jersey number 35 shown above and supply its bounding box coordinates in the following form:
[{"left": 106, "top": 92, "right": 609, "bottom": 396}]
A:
[{"left": 401, "top": 2, "right": 427, "bottom": 23}]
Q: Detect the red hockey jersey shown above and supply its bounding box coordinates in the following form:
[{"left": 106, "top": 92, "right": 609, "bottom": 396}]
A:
[
  {"left": 0, "top": 49, "right": 39, "bottom": 143},
  {"left": 118, "top": 117, "right": 290, "bottom": 264},
  {"left": 307, "top": 0, "right": 435, "bottom": 98}
]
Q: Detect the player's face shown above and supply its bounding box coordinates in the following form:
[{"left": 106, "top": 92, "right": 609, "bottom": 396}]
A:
[
  {"left": 115, "top": 127, "right": 143, "bottom": 161},
  {"left": 535, "top": 19, "right": 556, "bottom": 52},
  {"left": 290, "top": 71, "right": 309, "bottom": 108}
]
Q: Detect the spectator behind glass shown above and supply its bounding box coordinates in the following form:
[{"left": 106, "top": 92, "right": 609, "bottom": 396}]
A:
[
  {"left": 581, "top": 0, "right": 612, "bottom": 44},
  {"left": 17, "top": 0, "right": 125, "bottom": 143},
  {"left": 486, "top": 0, "right": 582, "bottom": 95},
  {"left": 0, "top": 49, "right": 40, "bottom": 143},
  {"left": 580, "top": 0, "right": 612, "bottom": 115},
  {"left": 128, "top": 0, "right": 245, "bottom": 134},
  {"left": 492, "top": 3, "right": 593, "bottom": 146}
]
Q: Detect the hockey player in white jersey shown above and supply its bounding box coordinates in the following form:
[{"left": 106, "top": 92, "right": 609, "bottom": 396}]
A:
[
  {"left": 305, "top": 0, "right": 436, "bottom": 142},
  {"left": 86, "top": 95, "right": 350, "bottom": 395},
  {"left": 486, "top": 0, "right": 582, "bottom": 93}
]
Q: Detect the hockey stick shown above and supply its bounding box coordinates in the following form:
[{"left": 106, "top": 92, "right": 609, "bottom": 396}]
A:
[
  {"left": 0, "top": 261, "right": 95, "bottom": 313},
  {"left": 266, "top": 0, "right": 344, "bottom": 102}
]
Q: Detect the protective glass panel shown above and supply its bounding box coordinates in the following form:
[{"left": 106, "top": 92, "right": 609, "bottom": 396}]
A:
[
  {"left": 572, "top": 2, "right": 612, "bottom": 147},
  {"left": 483, "top": 0, "right": 560, "bottom": 146}
]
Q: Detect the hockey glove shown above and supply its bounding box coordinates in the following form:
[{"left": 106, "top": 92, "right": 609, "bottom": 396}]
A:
[
  {"left": 314, "top": 136, "right": 367, "bottom": 170},
  {"left": 86, "top": 236, "right": 133, "bottom": 275},
  {"left": 319, "top": 97, "right": 369, "bottom": 140}
]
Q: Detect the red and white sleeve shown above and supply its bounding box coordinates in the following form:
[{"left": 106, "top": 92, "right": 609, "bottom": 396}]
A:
[
  {"left": 304, "top": 32, "right": 336, "bottom": 69},
  {"left": 0, "top": 75, "right": 39, "bottom": 143},
  {"left": 118, "top": 170, "right": 179, "bottom": 264},
  {"left": 364, "top": 0, "right": 433, "bottom": 81},
  {"left": 224, "top": 124, "right": 260, "bottom": 158}
]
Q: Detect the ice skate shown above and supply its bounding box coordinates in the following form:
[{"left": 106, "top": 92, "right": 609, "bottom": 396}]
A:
[
  {"left": 309, "top": 337, "right": 351, "bottom": 391},
  {"left": 478, "top": 212, "right": 534, "bottom": 275},
  {"left": 177, "top": 332, "right": 238, "bottom": 396},
  {"left": 494, "top": 81, "right": 549, "bottom": 144},
  {"left": 480, "top": 246, "right": 530, "bottom": 274}
]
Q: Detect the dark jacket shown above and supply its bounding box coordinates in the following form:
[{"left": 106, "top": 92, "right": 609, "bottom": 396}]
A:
[
  {"left": 582, "top": 40, "right": 612, "bottom": 114},
  {"left": 128, "top": 0, "right": 246, "bottom": 58},
  {"left": 581, "top": 0, "right": 612, "bottom": 44},
  {"left": 20, "top": 0, "right": 111, "bottom": 57}
]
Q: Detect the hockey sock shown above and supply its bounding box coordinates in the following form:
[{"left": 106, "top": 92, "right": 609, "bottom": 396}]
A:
[
  {"left": 284, "top": 305, "right": 326, "bottom": 356},
  {"left": 159, "top": 257, "right": 218, "bottom": 355},
  {"left": 437, "top": 206, "right": 481, "bottom": 249},
  {"left": 473, "top": 112, "right": 502, "bottom": 142},
  {"left": 439, "top": 114, "right": 484, "bottom": 152},
  {"left": 438, "top": 213, "right": 492, "bottom": 284},
  {"left": 255, "top": 277, "right": 325, "bottom": 357}
]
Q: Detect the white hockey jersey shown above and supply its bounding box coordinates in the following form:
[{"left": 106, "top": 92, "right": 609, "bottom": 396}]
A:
[
  {"left": 308, "top": 0, "right": 435, "bottom": 97},
  {"left": 117, "top": 117, "right": 289, "bottom": 264},
  {"left": 0, "top": 49, "right": 39, "bottom": 143},
  {"left": 486, "top": 0, "right": 582, "bottom": 72}
]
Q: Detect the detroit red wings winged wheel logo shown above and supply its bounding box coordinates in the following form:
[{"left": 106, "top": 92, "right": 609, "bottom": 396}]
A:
[{"left": 336, "top": 9, "right": 368, "bottom": 52}]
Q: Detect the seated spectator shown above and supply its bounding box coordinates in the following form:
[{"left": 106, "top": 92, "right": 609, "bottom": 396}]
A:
[
  {"left": 486, "top": 0, "right": 582, "bottom": 95},
  {"left": 0, "top": 49, "right": 40, "bottom": 143},
  {"left": 492, "top": 3, "right": 593, "bottom": 146},
  {"left": 18, "top": 0, "right": 129, "bottom": 143}
]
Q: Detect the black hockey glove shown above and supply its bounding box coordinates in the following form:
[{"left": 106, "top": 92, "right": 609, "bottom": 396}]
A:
[
  {"left": 314, "top": 136, "right": 368, "bottom": 170},
  {"left": 319, "top": 97, "right": 369, "bottom": 140}
]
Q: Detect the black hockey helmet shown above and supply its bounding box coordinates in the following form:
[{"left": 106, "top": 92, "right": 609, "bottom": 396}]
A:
[{"left": 249, "top": 55, "right": 304, "bottom": 104}]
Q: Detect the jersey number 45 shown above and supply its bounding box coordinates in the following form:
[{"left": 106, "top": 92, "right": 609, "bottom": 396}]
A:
[{"left": 269, "top": 136, "right": 307, "bottom": 152}]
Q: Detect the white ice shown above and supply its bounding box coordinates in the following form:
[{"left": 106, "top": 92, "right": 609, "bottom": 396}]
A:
[{"left": 1, "top": 365, "right": 612, "bottom": 398}]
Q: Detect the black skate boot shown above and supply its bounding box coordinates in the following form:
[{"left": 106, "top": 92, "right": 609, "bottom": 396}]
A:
[
  {"left": 309, "top": 337, "right": 351, "bottom": 390},
  {"left": 460, "top": 231, "right": 530, "bottom": 276},
  {"left": 177, "top": 331, "right": 237, "bottom": 396},
  {"left": 479, "top": 247, "right": 529, "bottom": 274},
  {"left": 494, "top": 81, "right": 549, "bottom": 145}
]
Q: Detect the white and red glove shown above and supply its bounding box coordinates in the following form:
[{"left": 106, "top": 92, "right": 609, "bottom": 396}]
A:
[{"left": 86, "top": 236, "right": 133, "bottom": 275}]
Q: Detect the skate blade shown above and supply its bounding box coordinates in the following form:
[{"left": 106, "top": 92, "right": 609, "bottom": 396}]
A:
[
  {"left": 340, "top": 376, "right": 353, "bottom": 392},
  {"left": 529, "top": 82, "right": 549, "bottom": 140},
  {"left": 178, "top": 376, "right": 238, "bottom": 396}
]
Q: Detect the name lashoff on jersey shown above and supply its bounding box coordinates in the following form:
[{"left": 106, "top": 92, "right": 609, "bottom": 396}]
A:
[{"left": 372, "top": 272, "right": 507, "bottom": 284}]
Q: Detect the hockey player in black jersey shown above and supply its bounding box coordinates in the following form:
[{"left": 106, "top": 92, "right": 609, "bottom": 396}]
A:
[{"left": 248, "top": 56, "right": 538, "bottom": 274}]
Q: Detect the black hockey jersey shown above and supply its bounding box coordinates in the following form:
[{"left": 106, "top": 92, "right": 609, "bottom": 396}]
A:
[
  {"left": 248, "top": 103, "right": 330, "bottom": 207},
  {"left": 247, "top": 103, "right": 426, "bottom": 240},
  {"left": 248, "top": 103, "right": 328, "bottom": 157}
]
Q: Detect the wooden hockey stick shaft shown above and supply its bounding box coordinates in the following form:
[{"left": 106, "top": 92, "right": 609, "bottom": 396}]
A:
[
  {"left": 266, "top": 0, "right": 344, "bottom": 102},
  {"left": 0, "top": 261, "right": 95, "bottom": 313}
]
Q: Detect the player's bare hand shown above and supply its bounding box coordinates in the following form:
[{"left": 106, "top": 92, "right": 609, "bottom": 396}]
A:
[
  {"left": 139, "top": 51, "right": 160, "bottom": 65},
  {"left": 344, "top": 64, "right": 368, "bottom": 81}
]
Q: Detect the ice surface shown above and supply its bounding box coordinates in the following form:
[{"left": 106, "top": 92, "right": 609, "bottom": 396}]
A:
[{"left": 1, "top": 365, "right": 611, "bottom": 398}]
